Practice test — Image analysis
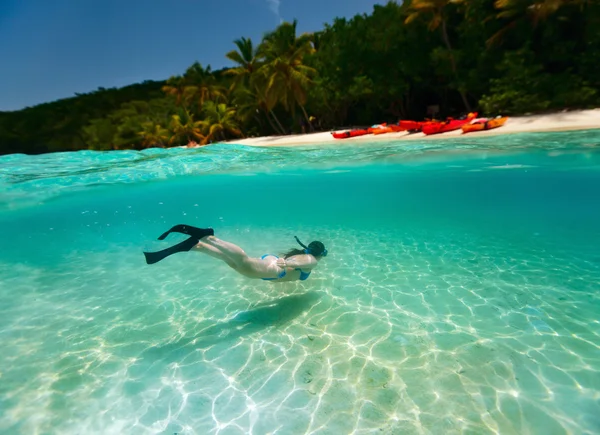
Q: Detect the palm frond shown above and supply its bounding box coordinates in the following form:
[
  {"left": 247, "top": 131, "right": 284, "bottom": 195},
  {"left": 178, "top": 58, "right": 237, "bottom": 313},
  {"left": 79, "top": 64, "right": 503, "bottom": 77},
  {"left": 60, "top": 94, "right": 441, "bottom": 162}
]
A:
[
  {"left": 404, "top": 12, "right": 422, "bottom": 24},
  {"left": 225, "top": 50, "right": 246, "bottom": 66}
]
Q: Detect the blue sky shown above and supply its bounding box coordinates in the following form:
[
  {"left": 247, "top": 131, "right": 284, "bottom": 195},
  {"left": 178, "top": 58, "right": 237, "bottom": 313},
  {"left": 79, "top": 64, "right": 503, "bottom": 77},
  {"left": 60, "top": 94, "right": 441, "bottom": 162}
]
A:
[{"left": 0, "top": 0, "right": 386, "bottom": 111}]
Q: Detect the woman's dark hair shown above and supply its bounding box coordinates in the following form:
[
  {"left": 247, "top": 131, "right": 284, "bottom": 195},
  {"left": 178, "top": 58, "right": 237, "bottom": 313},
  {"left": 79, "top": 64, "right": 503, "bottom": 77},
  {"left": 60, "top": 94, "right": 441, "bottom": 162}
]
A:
[
  {"left": 282, "top": 248, "right": 305, "bottom": 259},
  {"left": 283, "top": 241, "right": 327, "bottom": 259}
]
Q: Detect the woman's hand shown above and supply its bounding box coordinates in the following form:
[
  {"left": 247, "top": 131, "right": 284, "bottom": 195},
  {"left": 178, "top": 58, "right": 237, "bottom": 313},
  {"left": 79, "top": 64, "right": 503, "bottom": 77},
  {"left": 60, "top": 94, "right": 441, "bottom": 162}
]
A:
[{"left": 276, "top": 258, "right": 287, "bottom": 269}]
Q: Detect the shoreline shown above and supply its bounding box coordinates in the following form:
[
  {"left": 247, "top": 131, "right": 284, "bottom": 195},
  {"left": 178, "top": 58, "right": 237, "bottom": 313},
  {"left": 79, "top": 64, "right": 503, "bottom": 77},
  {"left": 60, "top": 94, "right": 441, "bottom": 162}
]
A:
[{"left": 214, "top": 108, "right": 600, "bottom": 148}]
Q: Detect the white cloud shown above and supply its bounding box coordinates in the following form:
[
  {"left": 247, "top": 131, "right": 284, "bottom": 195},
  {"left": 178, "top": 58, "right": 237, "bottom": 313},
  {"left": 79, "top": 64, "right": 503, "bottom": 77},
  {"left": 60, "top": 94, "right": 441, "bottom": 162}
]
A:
[{"left": 266, "top": 0, "right": 282, "bottom": 22}]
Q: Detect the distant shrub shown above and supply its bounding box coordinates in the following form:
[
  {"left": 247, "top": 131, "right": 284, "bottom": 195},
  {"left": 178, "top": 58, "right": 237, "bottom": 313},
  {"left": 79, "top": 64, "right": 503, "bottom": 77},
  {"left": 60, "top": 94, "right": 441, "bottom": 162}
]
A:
[
  {"left": 480, "top": 49, "right": 599, "bottom": 115},
  {"left": 479, "top": 50, "right": 551, "bottom": 115}
]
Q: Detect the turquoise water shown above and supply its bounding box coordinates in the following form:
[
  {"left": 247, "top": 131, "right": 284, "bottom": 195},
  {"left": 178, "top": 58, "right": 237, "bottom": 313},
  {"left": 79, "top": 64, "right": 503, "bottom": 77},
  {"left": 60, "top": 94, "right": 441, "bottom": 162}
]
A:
[{"left": 1, "top": 130, "right": 600, "bottom": 434}]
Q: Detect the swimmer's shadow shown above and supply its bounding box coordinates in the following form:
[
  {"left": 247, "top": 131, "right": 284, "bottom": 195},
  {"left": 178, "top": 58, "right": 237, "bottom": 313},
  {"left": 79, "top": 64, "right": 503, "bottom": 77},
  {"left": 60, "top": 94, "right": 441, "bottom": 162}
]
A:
[{"left": 142, "top": 291, "right": 322, "bottom": 363}]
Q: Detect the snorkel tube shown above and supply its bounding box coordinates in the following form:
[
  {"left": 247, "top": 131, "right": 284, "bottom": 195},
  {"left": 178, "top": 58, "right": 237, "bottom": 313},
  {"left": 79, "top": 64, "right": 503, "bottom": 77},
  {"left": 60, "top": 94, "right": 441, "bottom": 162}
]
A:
[
  {"left": 294, "top": 236, "right": 328, "bottom": 257},
  {"left": 294, "top": 236, "right": 309, "bottom": 250}
]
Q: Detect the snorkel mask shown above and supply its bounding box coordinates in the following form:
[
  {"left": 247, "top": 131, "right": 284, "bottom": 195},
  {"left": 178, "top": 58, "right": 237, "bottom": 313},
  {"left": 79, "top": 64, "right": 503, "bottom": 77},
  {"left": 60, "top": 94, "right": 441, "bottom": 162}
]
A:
[{"left": 294, "top": 236, "right": 328, "bottom": 257}]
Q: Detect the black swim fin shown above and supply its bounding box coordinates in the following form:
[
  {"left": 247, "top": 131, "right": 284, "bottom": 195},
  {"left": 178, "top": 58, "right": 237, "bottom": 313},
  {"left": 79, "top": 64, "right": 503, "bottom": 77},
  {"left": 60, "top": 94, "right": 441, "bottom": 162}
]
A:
[
  {"left": 143, "top": 236, "right": 199, "bottom": 265},
  {"left": 157, "top": 224, "right": 214, "bottom": 241}
]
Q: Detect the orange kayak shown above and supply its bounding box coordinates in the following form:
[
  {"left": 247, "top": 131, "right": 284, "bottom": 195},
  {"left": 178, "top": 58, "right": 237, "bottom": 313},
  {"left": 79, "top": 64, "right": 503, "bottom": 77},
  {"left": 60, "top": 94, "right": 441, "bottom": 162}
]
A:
[
  {"left": 367, "top": 123, "right": 387, "bottom": 134},
  {"left": 462, "top": 117, "right": 508, "bottom": 133},
  {"left": 372, "top": 126, "right": 395, "bottom": 135}
]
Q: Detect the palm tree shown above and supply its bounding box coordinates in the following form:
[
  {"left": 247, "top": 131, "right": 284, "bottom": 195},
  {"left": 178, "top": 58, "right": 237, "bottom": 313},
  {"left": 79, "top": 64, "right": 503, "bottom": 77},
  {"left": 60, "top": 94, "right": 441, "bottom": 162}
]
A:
[
  {"left": 163, "top": 63, "right": 225, "bottom": 113},
  {"left": 168, "top": 110, "right": 205, "bottom": 145},
  {"left": 489, "top": 0, "right": 586, "bottom": 45},
  {"left": 496, "top": 0, "right": 581, "bottom": 22},
  {"left": 225, "top": 37, "right": 286, "bottom": 134},
  {"left": 225, "top": 37, "right": 259, "bottom": 88},
  {"left": 181, "top": 62, "right": 226, "bottom": 113},
  {"left": 162, "top": 76, "right": 186, "bottom": 106},
  {"left": 257, "top": 20, "right": 317, "bottom": 126},
  {"left": 138, "top": 122, "right": 170, "bottom": 148},
  {"left": 404, "top": 0, "right": 472, "bottom": 112},
  {"left": 201, "top": 101, "right": 243, "bottom": 143},
  {"left": 230, "top": 87, "right": 266, "bottom": 131}
]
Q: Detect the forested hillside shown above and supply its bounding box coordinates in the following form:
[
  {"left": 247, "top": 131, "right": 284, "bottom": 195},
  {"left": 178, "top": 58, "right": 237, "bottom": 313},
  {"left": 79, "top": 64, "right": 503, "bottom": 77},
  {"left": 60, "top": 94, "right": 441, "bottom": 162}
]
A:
[{"left": 1, "top": 0, "right": 598, "bottom": 155}]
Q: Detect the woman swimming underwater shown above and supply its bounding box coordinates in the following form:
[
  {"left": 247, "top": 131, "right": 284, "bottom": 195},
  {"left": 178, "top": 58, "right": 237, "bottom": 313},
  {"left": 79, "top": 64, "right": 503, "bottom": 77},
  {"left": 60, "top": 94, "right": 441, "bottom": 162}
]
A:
[{"left": 143, "top": 224, "right": 327, "bottom": 282}]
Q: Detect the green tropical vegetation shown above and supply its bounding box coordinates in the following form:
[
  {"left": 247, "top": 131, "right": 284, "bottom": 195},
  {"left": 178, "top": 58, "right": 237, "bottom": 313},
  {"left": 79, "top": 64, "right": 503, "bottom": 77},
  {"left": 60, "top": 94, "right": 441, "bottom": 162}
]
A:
[{"left": 1, "top": 0, "right": 598, "bottom": 155}]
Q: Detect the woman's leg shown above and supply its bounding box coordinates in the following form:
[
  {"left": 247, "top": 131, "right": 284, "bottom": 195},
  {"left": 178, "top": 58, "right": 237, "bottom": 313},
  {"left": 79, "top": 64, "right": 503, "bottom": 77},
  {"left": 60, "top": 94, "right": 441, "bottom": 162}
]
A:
[
  {"left": 195, "top": 236, "right": 274, "bottom": 279},
  {"left": 201, "top": 236, "right": 249, "bottom": 267},
  {"left": 193, "top": 241, "right": 239, "bottom": 270}
]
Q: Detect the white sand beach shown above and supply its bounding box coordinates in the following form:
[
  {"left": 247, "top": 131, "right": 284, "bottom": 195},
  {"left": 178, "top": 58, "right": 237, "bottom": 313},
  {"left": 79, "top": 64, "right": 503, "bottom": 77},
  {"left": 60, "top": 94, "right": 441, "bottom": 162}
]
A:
[{"left": 226, "top": 108, "right": 600, "bottom": 147}]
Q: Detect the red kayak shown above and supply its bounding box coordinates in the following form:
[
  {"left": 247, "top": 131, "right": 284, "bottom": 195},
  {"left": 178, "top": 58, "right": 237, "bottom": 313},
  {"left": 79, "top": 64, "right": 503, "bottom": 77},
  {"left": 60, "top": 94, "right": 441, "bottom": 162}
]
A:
[
  {"left": 332, "top": 129, "right": 370, "bottom": 139},
  {"left": 422, "top": 113, "right": 478, "bottom": 136},
  {"left": 396, "top": 120, "right": 423, "bottom": 131},
  {"left": 390, "top": 119, "right": 438, "bottom": 132}
]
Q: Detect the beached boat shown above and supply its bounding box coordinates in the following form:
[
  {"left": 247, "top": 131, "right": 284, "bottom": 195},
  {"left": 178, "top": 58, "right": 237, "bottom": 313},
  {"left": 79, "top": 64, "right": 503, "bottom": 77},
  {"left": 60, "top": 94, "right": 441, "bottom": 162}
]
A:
[
  {"left": 390, "top": 119, "right": 440, "bottom": 132},
  {"left": 422, "top": 113, "right": 478, "bottom": 136},
  {"left": 396, "top": 120, "right": 423, "bottom": 131},
  {"left": 462, "top": 116, "right": 508, "bottom": 134},
  {"left": 332, "top": 122, "right": 390, "bottom": 139},
  {"left": 367, "top": 123, "right": 386, "bottom": 134},
  {"left": 332, "top": 129, "right": 370, "bottom": 139},
  {"left": 372, "top": 126, "right": 395, "bottom": 135}
]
